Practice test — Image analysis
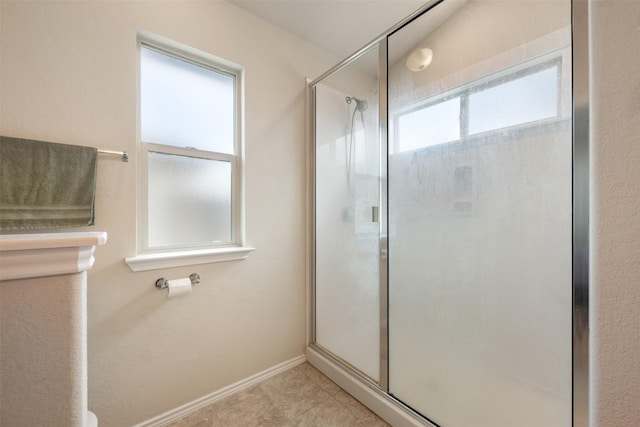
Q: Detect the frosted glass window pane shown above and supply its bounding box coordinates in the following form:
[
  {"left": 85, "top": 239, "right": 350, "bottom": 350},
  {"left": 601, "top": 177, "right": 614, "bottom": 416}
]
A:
[
  {"left": 469, "top": 66, "right": 558, "bottom": 134},
  {"left": 396, "top": 98, "right": 460, "bottom": 152},
  {"left": 141, "top": 46, "right": 235, "bottom": 154},
  {"left": 148, "top": 152, "right": 231, "bottom": 248}
]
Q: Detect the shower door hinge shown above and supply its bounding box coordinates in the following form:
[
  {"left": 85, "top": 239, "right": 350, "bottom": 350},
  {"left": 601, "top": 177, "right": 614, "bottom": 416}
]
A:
[{"left": 372, "top": 206, "right": 379, "bottom": 223}]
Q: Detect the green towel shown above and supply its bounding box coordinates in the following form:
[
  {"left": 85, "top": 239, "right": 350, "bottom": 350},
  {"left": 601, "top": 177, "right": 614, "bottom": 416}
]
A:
[{"left": 0, "top": 136, "right": 98, "bottom": 230}]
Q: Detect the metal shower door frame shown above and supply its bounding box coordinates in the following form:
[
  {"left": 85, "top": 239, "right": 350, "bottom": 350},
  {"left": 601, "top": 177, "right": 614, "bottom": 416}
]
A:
[{"left": 307, "top": 0, "right": 590, "bottom": 424}]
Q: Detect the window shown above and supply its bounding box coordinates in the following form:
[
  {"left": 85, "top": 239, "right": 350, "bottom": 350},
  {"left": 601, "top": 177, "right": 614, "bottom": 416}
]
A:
[
  {"left": 396, "top": 97, "right": 461, "bottom": 152},
  {"left": 126, "top": 35, "right": 253, "bottom": 272},
  {"left": 393, "top": 58, "right": 561, "bottom": 154},
  {"left": 467, "top": 65, "right": 559, "bottom": 135}
]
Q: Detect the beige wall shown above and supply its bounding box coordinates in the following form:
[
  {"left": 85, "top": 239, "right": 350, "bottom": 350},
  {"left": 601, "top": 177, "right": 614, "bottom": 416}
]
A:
[
  {"left": 0, "top": 1, "right": 336, "bottom": 425},
  {"left": 591, "top": 1, "right": 640, "bottom": 426}
]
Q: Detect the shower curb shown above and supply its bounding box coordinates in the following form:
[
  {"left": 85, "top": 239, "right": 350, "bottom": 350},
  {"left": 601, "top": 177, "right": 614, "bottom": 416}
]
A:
[{"left": 306, "top": 347, "right": 436, "bottom": 427}]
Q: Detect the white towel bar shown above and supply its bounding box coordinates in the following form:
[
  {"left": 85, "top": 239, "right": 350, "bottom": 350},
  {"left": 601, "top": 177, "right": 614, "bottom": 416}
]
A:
[{"left": 97, "top": 149, "right": 128, "bottom": 162}]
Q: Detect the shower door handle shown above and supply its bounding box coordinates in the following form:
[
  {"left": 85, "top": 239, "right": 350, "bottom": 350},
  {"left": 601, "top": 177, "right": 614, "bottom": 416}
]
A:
[{"left": 372, "top": 206, "right": 379, "bottom": 223}]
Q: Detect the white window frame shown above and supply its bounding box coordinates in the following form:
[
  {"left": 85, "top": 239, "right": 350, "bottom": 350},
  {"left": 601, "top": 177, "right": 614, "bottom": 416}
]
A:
[{"left": 126, "top": 32, "right": 253, "bottom": 272}]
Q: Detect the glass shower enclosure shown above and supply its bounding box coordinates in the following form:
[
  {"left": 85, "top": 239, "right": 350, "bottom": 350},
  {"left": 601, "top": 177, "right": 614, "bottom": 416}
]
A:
[
  {"left": 313, "top": 44, "right": 382, "bottom": 383},
  {"left": 308, "top": 0, "right": 587, "bottom": 426}
]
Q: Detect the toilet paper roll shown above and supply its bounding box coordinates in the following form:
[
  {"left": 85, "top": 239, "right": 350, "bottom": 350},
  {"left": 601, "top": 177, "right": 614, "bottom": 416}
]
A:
[{"left": 166, "top": 277, "right": 192, "bottom": 298}]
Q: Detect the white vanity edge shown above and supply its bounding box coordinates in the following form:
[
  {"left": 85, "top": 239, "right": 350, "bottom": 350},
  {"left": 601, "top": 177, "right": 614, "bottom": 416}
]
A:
[{"left": 0, "top": 231, "right": 108, "bottom": 281}]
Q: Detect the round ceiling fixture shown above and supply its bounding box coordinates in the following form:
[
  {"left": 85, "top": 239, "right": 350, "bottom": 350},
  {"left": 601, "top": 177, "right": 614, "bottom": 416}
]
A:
[{"left": 406, "top": 48, "right": 433, "bottom": 72}]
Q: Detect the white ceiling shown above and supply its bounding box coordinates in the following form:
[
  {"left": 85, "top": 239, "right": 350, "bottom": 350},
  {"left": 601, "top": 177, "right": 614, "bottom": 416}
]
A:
[{"left": 228, "top": 0, "right": 428, "bottom": 60}]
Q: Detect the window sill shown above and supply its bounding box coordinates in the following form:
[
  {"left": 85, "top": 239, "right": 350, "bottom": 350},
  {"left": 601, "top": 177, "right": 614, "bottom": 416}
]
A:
[{"left": 125, "top": 246, "right": 255, "bottom": 272}]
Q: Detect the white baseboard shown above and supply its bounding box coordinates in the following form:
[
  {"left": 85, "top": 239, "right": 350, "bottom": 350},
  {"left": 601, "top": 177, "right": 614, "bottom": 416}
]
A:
[
  {"left": 133, "top": 355, "right": 307, "bottom": 427},
  {"left": 306, "top": 347, "right": 434, "bottom": 427}
]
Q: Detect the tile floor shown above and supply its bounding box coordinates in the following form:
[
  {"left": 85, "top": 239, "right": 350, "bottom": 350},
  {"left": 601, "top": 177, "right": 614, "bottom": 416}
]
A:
[{"left": 167, "top": 362, "right": 390, "bottom": 427}]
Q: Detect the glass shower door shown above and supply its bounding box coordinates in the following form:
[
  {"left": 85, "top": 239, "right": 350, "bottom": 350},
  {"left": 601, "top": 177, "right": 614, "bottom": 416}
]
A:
[
  {"left": 387, "top": 1, "right": 573, "bottom": 426},
  {"left": 314, "top": 45, "right": 381, "bottom": 381}
]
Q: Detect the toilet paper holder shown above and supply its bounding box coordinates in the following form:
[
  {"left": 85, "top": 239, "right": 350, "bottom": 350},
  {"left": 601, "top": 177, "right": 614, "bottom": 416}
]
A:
[{"left": 155, "top": 273, "right": 200, "bottom": 290}]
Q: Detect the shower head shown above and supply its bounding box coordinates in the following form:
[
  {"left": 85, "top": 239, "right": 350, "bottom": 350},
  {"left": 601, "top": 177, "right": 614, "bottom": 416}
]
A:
[{"left": 346, "top": 96, "right": 368, "bottom": 112}]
